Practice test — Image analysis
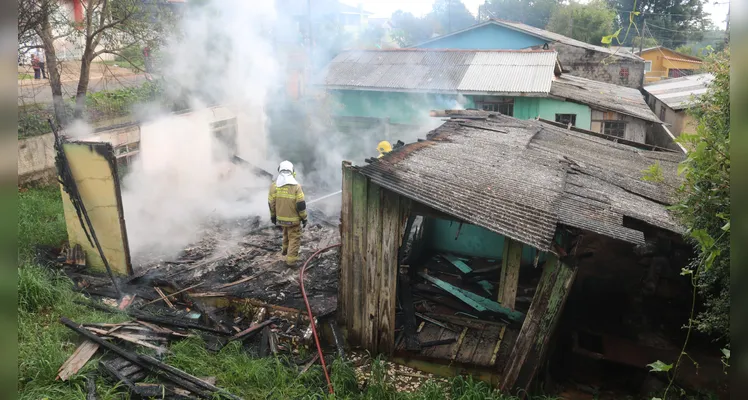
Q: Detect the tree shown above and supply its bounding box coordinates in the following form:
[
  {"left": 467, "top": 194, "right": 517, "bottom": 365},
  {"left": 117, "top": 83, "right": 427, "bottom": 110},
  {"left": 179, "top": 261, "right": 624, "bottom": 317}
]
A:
[
  {"left": 607, "top": 0, "right": 711, "bottom": 48},
  {"left": 482, "top": 0, "right": 561, "bottom": 28},
  {"left": 430, "top": 0, "right": 476, "bottom": 34},
  {"left": 546, "top": 0, "right": 616, "bottom": 45},
  {"left": 19, "top": 0, "right": 176, "bottom": 125},
  {"left": 672, "top": 48, "right": 730, "bottom": 341},
  {"left": 390, "top": 11, "right": 435, "bottom": 48}
]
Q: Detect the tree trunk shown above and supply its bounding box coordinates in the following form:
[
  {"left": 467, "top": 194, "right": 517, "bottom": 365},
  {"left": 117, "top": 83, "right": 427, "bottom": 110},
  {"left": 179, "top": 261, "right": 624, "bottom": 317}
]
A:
[
  {"left": 39, "top": 9, "right": 66, "bottom": 126},
  {"left": 74, "top": 50, "right": 93, "bottom": 119}
]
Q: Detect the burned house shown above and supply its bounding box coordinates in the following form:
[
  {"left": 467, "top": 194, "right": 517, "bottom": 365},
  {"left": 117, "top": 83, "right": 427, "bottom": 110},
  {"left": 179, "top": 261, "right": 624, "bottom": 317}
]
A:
[{"left": 338, "top": 112, "right": 727, "bottom": 396}]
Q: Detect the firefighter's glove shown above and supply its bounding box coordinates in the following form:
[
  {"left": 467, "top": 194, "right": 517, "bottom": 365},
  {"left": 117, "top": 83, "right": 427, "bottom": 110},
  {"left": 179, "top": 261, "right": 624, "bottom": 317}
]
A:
[
  {"left": 271, "top": 216, "right": 276, "bottom": 225},
  {"left": 301, "top": 219, "right": 307, "bottom": 228}
]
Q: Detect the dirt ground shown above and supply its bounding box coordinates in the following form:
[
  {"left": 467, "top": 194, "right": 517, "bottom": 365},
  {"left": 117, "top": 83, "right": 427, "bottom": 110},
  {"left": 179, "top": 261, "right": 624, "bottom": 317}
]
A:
[{"left": 18, "top": 60, "right": 139, "bottom": 85}]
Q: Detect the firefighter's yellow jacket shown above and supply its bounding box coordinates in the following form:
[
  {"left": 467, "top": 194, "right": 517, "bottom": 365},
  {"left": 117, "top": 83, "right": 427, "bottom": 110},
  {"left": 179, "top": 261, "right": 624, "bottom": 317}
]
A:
[{"left": 268, "top": 182, "right": 307, "bottom": 225}]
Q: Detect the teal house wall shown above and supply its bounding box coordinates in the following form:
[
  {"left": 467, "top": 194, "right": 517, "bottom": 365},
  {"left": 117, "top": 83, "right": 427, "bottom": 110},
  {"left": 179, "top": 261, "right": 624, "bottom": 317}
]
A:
[
  {"left": 414, "top": 24, "right": 547, "bottom": 50},
  {"left": 424, "top": 218, "right": 545, "bottom": 263},
  {"left": 330, "top": 91, "right": 591, "bottom": 129},
  {"left": 331, "top": 90, "right": 474, "bottom": 124},
  {"left": 513, "top": 97, "right": 592, "bottom": 129}
]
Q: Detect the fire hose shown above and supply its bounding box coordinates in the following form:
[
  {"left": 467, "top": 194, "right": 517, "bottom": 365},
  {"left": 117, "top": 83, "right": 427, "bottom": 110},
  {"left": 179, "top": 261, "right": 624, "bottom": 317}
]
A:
[{"left": 299, "top": 243, "right": 341, "bottom": 395}]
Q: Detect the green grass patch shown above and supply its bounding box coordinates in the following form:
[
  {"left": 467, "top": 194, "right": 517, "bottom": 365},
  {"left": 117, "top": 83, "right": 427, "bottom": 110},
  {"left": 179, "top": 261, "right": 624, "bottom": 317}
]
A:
[
  {"left": 17, "top": 186, "right": 555, "bottom": 399},
  {"left": 18, "top": 186, "right": 66, "bottom": 265},
  {"left": 18, "top": 73, "right": 33, "bottom": 80}
]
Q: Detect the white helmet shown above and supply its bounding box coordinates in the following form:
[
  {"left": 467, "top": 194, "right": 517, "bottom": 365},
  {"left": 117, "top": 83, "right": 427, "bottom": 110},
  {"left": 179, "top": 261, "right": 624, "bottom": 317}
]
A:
[{"left": 278, "top": 160, "right": 294, "bottom": 173}]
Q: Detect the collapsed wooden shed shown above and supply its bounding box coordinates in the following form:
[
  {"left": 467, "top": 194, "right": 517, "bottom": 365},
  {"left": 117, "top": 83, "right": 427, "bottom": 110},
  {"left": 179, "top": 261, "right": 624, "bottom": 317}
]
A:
[{"left": 336, "top": 111, "right": 722, "bottom": 396}]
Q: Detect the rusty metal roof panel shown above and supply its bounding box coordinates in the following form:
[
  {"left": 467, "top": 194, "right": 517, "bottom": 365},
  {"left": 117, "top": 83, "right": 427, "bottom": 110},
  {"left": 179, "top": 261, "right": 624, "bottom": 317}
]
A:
[
  {"left": 320, "top": 49, "right": 556, "bottom": 94},
  {"left": 358, "top": 113, "right": 683, "bottom": 251}
]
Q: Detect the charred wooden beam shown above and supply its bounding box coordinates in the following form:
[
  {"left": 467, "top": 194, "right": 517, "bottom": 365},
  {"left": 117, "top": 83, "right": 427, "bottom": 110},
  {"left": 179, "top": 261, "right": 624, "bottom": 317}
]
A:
[
  {"left": 397, "top": 273, "right": 421, "bottom": 351},
  {"left": 229, "top": 318, "right": 277, "bottom": 342},
  {"left": 499, "top": 252, "right": 578, "bottom": 397},
  {"left": 61, "top": 317, "right": 215, "bottom": 398}
]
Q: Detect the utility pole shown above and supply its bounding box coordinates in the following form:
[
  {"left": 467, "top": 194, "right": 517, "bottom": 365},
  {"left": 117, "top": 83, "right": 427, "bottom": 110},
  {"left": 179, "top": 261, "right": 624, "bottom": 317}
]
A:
[{"left": 639, "top": 19, "right": 646, "bottom": 55}]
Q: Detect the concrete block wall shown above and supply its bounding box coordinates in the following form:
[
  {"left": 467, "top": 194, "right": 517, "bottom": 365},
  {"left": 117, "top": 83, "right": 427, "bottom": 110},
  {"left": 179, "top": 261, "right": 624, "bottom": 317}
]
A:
[
  {"left": 18, "top": 132, "right": 57, "bottom": 186},
  {"left": 555, "top": 43, "right": 645, "bottom": 89}
]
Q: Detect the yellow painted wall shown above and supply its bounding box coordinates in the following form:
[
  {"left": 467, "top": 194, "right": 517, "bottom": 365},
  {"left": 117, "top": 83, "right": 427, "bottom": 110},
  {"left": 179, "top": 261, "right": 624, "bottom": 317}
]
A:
[
  {"left": 60, "top": 142, "right": 132, "bottom": 276},
  {"left": 641, "top": 48, "right": 702, "bottom": 82}
]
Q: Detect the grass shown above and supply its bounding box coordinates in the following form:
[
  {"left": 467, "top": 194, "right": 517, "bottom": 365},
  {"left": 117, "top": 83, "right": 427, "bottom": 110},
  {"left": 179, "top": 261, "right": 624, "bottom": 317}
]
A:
[
  {"left": 17, "top": 185, "right": 555, "bottom": 399},
  {"left": 18, "top": 73, "right": 33, "bottom": 80}
]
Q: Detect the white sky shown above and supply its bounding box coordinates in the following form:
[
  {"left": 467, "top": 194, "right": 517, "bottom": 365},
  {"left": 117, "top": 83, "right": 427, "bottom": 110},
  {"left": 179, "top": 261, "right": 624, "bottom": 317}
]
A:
[{"left": 341, "top": 0, "right": 730, "bottom": 30}]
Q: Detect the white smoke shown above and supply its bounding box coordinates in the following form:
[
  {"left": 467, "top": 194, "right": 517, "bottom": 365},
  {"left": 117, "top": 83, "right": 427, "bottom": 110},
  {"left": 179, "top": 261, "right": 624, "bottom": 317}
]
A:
[{"left": 120, "top": 0, "right": 282, "bottom": 263}]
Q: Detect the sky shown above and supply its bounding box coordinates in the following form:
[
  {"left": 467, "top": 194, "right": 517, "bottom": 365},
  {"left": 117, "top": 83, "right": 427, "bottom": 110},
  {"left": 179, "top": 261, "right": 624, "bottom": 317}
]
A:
[{"left": 341, "top": 0, "right": 731, "bottom": 30}]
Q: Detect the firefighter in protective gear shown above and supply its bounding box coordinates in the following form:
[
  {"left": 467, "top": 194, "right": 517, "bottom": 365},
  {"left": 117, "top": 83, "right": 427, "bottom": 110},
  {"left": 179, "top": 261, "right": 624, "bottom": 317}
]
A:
[
  {"left": 377, "top": 141, "right": 392, "bottom": 158},
  {"left": 268, "top": 161, "right": 308, "bottom": 267}
]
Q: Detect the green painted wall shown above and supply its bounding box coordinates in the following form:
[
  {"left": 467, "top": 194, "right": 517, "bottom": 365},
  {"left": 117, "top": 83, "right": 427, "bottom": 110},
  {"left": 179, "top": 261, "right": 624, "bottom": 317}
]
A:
[
  {"left": 512, "top": 97, "right": 592, "bottom": 129},
  {"left": 331, "top": 90, "right": 591, "bottom": 129},
  {"left": 424, "top": 218, "right": 545, "bottom": 263},
  {"left": 330, "top": 90, "right": 474, "bottom": 124}
]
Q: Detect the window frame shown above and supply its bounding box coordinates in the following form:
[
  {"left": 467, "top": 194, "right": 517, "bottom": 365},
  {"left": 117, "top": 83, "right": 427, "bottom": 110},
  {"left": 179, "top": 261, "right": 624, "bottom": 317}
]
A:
[
  {"left": 603, "top": 121, "right": 626, "bottom": 138},
  {"left": 554, "top": 113, "right": 577, "bottom": 127},
  {"left": 644, "top": 60, "right": 652, "bottom": 73}
]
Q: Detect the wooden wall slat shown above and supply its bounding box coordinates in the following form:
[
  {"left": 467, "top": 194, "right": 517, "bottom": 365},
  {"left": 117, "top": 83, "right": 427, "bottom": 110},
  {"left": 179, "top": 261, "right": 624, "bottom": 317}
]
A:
[
  {"left": 377, "top": 189, "right": 400, "bottom": 354},
  {"left": 349, "top": 169, "right": 369, "bottom": 345},
  {"left": 498, "top": 238, "right": 523, "bottom": 310},
  {"left": 363, "top": 182, "right": 382, "bottom": 352},
  {"left": 338, "top": 162, "right": 353, "bottom": 327}
]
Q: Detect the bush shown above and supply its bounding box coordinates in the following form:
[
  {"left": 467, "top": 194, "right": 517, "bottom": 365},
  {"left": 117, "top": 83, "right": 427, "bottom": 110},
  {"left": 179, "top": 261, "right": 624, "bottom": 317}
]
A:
[{"left": 673, "top": 48, "right": 730, "bottom": 340}]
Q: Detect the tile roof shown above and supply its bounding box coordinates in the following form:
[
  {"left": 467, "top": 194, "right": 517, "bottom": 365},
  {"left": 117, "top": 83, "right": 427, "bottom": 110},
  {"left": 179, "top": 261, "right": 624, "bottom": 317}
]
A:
[
  {"left": 318, "top": 49, "right": 559, "bottom": 95},
  {"left": 550, "top": 74, "right": 661, "bottom": 123},
  {"left": 358, "top": 112, "right": 683, "bottom": 251},
  {"left": 643, "top": 73, "right": 714, "bottom": 110}
]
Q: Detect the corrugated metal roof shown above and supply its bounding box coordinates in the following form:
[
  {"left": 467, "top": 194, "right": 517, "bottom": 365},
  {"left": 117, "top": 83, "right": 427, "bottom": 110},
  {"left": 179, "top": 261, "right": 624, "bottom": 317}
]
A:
[
  {"left": 643, "top": 74, "right": 714, "bottom": 110},
  {"left": 550, "top": 74, "right": 661, "bottom": 123},
  {"left": 357, "top": 113, "right": 683, "bottom": 251},
  {"left": 319, "top": 49, "right": 557, "bottom": 95}
]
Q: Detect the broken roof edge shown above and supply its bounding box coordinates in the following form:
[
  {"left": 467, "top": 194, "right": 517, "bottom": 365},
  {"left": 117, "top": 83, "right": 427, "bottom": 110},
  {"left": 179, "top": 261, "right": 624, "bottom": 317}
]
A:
[{"left": 535, "top": 118, "right": 679, "bottom": 152}]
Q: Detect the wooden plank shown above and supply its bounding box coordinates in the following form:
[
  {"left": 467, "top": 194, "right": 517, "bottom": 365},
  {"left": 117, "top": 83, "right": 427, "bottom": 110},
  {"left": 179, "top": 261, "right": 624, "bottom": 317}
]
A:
[
  {"left": 377, "top": 189, "right": 400, "bottom": 354},
  {"left": 154, "top": 287, "right": 175, "bottom": 308},
  {"left": 363, "top": 182, "right": 382, "bottom": 352},
  {"left": 451, "top": 327, "right": 469, "bottom": 361},
  {"left": 489, "top": 326, "right": 507, "bottom": 366},
  {"left": 499, "top": 253, "right": 578, "bottom": 396},
  {"left": 349, "top": 169, "right": 368, "bottom": 346},
  {"left": 456, "top": 325, "right": 485, "bottom": 364},
  {"left": 498, "top": 238, "right": 522, "bottom": 310},
  {"left": 56, "top": 340, "right": 100, "bottom": 381},
  {"left": 339, "top": 162, "right": 353, "bottom": 328}
]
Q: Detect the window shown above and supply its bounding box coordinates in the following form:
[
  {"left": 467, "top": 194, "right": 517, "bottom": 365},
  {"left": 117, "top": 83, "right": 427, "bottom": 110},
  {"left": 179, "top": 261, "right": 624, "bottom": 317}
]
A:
[
  {"left": 619, "top": 67, "right": 629, "bottom": 84},
  {"left": 644, "top": 61, "right": 652, "bottom": 72},
  {"left": 475, "top": 96, "right": 514, "bottom": 116},
  {"left": 603, "top": 121, "right": 626, "bottom": 138},
  {"left": 659, "top": 105, "right": 666, "bottom": 121},
  {"left": 555, "top": 113, "right": 577, "bottom": 126}
]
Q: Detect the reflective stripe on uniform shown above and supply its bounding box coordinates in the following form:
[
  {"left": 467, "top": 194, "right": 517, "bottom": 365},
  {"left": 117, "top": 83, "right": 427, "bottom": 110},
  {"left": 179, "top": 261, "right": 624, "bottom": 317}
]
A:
[{"left": 277, "top": 215, "right": 301, "bottom": 222}]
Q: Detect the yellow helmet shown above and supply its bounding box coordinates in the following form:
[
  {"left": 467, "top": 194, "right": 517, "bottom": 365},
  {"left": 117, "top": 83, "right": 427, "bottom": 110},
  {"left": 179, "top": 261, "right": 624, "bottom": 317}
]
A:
[{"left": 377, "top": 141, "right": 392, "bottom": 155}]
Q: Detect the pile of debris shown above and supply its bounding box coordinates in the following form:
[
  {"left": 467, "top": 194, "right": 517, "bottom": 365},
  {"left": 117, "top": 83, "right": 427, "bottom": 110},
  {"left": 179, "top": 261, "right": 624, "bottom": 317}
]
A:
[
  {"left": 392, "top": 251, "right": 543, "bottom": 369},
  {"left": 50, "top": 204, "right": 346, "bottom": 398}
]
